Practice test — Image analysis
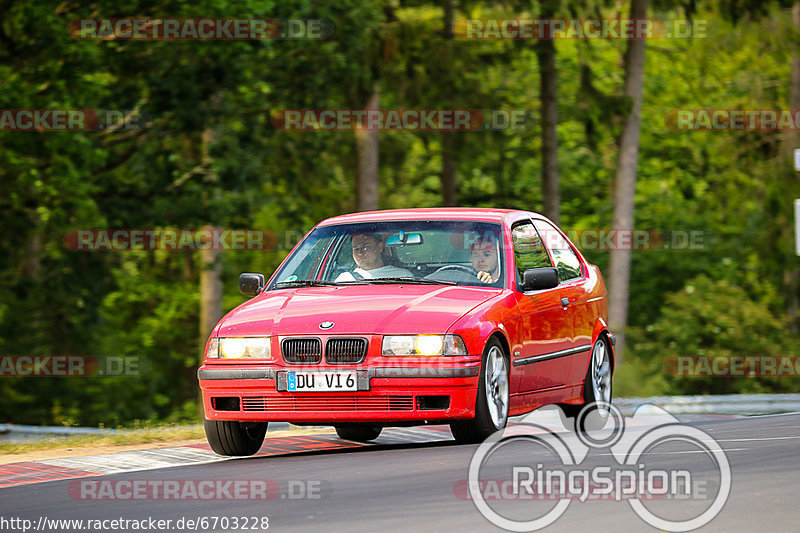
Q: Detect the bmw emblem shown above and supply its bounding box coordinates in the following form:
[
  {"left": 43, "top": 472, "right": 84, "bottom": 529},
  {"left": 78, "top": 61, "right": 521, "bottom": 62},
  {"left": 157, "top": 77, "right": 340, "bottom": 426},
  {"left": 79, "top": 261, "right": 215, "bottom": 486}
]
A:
[{"left": 319, "top": 321, "right": 334, "bottom": 330}]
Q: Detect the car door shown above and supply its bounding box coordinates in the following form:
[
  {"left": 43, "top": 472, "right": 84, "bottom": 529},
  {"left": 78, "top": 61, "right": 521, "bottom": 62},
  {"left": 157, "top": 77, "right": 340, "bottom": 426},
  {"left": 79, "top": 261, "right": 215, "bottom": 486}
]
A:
[
  {"left": 532, "top": 219, "right": 593, "bottom": 391},
  {"left": 510, "top": 220, "right": 575, "bottom": 395}
]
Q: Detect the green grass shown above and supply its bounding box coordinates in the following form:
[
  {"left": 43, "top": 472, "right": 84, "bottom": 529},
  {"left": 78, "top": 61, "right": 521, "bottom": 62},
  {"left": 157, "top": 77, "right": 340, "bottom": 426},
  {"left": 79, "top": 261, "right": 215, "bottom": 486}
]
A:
[
  {"left": 0, "top": 424, "right": 205, "bottom": 455},
  {"left": 613, "top": 357, "right": 670, "bottom": 398}
]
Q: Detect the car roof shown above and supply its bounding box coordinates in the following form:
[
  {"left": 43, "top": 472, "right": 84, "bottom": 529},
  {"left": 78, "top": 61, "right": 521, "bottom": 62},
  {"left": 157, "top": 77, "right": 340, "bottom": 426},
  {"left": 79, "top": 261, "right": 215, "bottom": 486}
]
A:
[{"left": 317, "top": 208, "right": 540, "bottom": 226}]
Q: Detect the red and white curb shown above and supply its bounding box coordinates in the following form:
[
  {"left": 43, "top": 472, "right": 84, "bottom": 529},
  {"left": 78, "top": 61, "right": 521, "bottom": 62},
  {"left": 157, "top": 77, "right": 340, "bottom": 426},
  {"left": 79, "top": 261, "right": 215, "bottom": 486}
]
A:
[
  {"left": 0, "top": 406, "right": 750, "bottom": 490},
  {"left": 0, "top": 426, "right": 454, "bottom": 489}
]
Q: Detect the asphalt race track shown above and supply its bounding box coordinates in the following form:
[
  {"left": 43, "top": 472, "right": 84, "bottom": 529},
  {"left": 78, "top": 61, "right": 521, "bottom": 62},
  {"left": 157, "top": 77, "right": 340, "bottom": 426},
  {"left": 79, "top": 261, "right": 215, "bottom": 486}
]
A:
[{"left": 1, "top": 413, "right": 799, "bottom": 532}]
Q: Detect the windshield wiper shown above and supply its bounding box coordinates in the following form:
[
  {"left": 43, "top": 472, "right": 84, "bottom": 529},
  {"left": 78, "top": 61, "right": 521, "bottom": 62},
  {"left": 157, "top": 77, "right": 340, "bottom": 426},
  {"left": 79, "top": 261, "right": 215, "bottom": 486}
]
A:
[
  {"left": 354, "top": 277, "right": 458, "bottom": 286},
  {"left": 273, "top": 279, "right": 340, "bottom": 288}
]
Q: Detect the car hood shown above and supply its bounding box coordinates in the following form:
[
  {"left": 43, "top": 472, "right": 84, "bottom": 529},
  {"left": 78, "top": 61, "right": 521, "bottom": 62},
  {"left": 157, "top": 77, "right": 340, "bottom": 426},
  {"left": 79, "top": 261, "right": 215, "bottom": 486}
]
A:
[{"left": 216, "top": 284, "right": 499, "bottom": 336}]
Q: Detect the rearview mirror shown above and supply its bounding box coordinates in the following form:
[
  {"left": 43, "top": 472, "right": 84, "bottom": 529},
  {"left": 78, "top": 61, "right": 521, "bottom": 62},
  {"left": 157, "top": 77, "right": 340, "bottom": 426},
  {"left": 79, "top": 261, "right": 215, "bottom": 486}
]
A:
[
  {"left": 239, "top": 273, "right": 265, "bottom": 296},
  {"left": 385, "top": 231, "right": 423, "bottom": 246},
  {"left": 522, "top": 267, "right": 559, "bottom": 291}
]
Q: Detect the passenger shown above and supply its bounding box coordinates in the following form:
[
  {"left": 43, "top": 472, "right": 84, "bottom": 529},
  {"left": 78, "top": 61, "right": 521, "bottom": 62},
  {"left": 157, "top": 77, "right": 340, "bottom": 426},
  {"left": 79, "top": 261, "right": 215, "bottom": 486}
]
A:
[
  {"left": 335, "top": 233, "right": 414, "bottom": 281},
  {"left": 471, "top": 235, "right": 501, "bottom": 283}
]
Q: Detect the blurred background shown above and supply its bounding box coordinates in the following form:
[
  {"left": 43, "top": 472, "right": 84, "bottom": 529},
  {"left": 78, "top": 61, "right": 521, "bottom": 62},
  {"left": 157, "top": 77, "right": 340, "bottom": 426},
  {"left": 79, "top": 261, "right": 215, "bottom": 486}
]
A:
[{"left": 1, "top": 0, "right": 799, "bottom": 428}]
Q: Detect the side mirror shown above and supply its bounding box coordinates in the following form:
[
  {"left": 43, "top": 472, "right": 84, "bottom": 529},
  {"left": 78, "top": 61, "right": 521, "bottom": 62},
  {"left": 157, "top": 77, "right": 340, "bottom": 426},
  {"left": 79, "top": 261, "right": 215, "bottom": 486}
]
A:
[
  {"left": 522, "top": 267, "right": 559, "bottom": 291},
  {"left": 239, "top": 273, "right": 265, "bottom": 296}
]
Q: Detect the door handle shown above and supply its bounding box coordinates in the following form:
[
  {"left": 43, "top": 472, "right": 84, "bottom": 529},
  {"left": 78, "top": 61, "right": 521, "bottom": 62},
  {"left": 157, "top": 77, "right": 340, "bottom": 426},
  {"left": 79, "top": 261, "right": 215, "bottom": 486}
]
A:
[{"left": 561, "top": 297, "right": 570, "bottom": 307}]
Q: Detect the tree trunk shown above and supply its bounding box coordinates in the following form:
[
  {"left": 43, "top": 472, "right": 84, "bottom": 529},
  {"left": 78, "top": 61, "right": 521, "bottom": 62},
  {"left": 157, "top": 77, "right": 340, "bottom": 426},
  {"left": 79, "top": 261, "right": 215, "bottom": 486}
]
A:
[
  {"left": 440, "top": 0, "right": 457, "bottom": 206},
  {"left": 537, "top": 1, "right": 560, "bottom": 224},
  {"left": 441, "top": 131, "right": 457, "bottom": 206},
  {"left": 791, "top": 3, "right": 800, "bottom": 125},
  {"left": 199, "top": 228, "right": 222, "bottom": 347},
  {"left": 355, "top": 84, "right": 380, "bottom": 211},
  {"left": 784, "top": 2, "right": 800, "bottom": 332},
  {"left": 22, "top": 228, "right": 41, "bottom": 280},
  {"left": 198, "top": 127, "right": 222, "bottom": 353},
  {"left": 608, "top": 0, "right": 648, "bottom": 363},
  {"left": 785, "top": 3, "right": 800, "bottom": 159}
]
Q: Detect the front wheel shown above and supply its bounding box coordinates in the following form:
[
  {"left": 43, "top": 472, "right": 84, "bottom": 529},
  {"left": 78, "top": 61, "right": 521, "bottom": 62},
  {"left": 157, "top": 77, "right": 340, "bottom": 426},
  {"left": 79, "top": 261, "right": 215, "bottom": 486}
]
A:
[
  {"left": 204, "top": 419, "right": 267, "bottom": 456},
  {"left": 335, "top": 424, "right": 382, "bottom": 442},
  {"left": 451, "top": 338, "right": 509, "bottom": 444}
]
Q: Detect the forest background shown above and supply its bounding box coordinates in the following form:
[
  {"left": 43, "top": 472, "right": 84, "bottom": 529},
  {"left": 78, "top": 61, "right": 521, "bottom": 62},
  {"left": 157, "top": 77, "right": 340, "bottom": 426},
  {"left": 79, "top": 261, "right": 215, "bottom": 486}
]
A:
[{"left": 2, "top": 0, "right": 798, "bottom": 426}]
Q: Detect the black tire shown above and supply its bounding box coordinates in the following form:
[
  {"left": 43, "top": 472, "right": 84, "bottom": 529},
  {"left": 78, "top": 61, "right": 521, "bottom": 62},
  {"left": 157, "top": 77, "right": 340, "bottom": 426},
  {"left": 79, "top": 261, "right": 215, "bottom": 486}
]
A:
[
  {"left": 450, "top": 337, "right": 509, "bottom": 444},
  {"left": 562, "top": 335, "right": 613, "bottom": 432},
  {"left": 204, "top": 419, "right": 267, "bottom": 456},
  {"left": 334, "top": 424, "right": 382, "bottom": 442}
]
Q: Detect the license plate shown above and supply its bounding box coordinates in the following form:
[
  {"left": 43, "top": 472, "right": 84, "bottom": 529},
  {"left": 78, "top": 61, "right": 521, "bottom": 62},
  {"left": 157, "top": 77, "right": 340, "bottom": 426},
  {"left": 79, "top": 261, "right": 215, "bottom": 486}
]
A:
[{"left": 287, "top": 371, "right": 357, "bottom": 392}]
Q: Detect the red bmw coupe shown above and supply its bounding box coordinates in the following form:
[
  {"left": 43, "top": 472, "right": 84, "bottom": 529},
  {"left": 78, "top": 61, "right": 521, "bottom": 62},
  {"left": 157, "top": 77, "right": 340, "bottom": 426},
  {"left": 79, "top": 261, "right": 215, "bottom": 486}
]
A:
[{"left": 198, "top": 208, "right": 615, "bottom": 455}]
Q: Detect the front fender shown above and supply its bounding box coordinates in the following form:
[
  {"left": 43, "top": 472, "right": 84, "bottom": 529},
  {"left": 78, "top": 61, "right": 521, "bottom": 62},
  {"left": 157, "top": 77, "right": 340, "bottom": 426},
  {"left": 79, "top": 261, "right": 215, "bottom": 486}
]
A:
[
  {"left": 591, "top": 317, "right": 615, "bottom": 369},
  {"left": 448, "top": 291, "right": 517, "bottom": 356}
]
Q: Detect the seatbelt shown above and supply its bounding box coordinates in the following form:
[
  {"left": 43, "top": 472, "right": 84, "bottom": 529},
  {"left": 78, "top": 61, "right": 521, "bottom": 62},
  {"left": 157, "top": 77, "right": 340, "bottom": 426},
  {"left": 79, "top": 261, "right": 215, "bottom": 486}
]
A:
[{"left": 351, "top": 270, "right": 364, "bottom": 281}]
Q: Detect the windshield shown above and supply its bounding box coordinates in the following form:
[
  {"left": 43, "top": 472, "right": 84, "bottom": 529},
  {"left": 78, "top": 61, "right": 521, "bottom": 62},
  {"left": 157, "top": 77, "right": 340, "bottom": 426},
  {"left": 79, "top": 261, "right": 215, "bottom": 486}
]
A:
[{"left": 267, "top": 220, "right": 505, "bottom": 289}]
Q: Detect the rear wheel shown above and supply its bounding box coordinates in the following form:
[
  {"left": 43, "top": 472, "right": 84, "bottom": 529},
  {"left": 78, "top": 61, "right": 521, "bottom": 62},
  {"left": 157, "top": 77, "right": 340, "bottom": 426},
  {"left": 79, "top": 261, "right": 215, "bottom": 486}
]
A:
[
  {"left": 204, "top": 419, "right": 267, "bottom": 456},
  {"left": 587, "top": 336, "right": 612, "bottom": 406},
  {"left": 562, "top": 335, "right": 613, "bottom": 431},
  {"left": 335, "top": 424, "right": 382, "bottom": 442},
  {"left": 451, "top": 338, "right": 509, "bottom": 444}
]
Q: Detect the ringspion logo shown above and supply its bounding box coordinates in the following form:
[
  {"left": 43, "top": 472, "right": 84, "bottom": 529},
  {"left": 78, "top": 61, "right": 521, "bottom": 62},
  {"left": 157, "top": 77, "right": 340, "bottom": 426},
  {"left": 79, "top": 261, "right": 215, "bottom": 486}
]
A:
[{"left": 465, "top": 404, "right": 730, "bottom": 531}]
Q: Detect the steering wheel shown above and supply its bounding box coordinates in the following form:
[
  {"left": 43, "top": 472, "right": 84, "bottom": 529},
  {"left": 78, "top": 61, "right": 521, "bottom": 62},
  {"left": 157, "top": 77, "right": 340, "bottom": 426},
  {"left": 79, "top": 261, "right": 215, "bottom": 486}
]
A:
[
  {"left": 430, "top": 265, "right": 475, "bottom": 275},
  {"left": 426, "top": 265, "right": 480, "bottom": 281}
]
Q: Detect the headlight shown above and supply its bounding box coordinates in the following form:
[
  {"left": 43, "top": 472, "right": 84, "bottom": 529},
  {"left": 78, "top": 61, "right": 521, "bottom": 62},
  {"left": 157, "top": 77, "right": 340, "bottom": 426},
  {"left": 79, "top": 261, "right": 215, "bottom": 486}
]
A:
[
  {"left": 382, "top": 335, "right": 468, "bottom": 356},
  {"left": 207, "top": 337, "right": 273, "bottom": 360}
]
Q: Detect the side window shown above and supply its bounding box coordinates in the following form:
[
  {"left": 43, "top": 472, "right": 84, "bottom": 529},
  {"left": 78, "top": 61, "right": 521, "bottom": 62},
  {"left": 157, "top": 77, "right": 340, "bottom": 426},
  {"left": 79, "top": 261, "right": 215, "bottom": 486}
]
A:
[
  {"left": 533, "top": 220, "right": 583, "bottom": 282},
  {"left": 511, "top": 222, "right": 552, "bottom": 280}
]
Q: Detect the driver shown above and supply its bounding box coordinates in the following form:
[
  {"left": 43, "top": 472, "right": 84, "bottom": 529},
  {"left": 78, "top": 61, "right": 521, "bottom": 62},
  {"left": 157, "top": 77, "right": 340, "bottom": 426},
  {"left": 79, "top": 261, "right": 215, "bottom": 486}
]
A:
[
  {"left": 335, "top": 233, "right": 414, "bottom": 281},
  {"left": 471, "top": 235, "right": 501, "bottom": 283}
]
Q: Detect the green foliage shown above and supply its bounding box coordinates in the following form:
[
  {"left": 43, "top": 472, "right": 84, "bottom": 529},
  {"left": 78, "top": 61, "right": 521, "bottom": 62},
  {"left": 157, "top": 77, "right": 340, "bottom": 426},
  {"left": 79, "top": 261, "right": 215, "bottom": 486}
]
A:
[
  {"left": 627, "top": 275, "right": 799, "bottom": 395},
  {"left": 1, "top": 1, "right": 799, "bottom": 424}
]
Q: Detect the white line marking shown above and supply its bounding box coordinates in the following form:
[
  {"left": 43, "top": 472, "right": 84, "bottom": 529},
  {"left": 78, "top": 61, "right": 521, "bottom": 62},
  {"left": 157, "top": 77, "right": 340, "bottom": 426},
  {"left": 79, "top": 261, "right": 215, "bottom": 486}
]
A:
[
  {"left": 595, "top": 448, "right": 749, "bottom": 457},
  {"left": 746, "top": 411, "right": 800, "bottom": 418},
  {"left": 716, "top": 435, "right": 800, "bottom": 442}
]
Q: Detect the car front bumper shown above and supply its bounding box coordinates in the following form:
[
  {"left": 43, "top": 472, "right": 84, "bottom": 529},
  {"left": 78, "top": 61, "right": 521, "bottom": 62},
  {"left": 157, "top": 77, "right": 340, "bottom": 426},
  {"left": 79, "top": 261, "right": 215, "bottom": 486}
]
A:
[{"left": 198, "top": 362, "right": 481, "bottom": 424}]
